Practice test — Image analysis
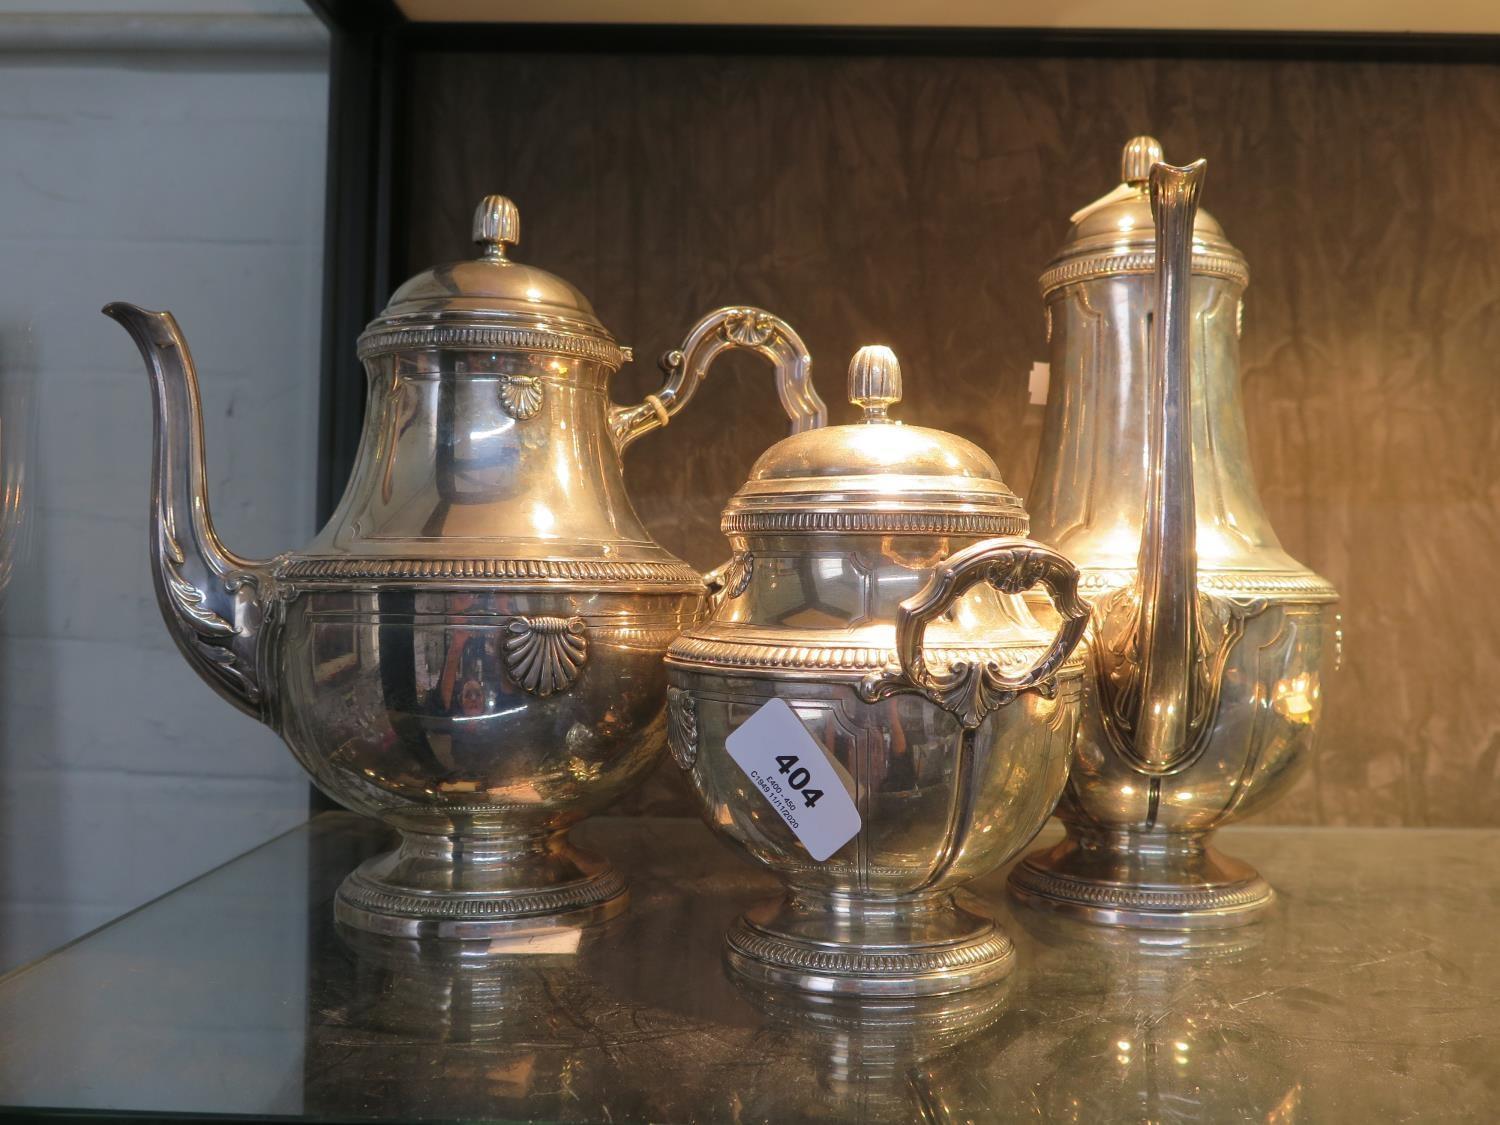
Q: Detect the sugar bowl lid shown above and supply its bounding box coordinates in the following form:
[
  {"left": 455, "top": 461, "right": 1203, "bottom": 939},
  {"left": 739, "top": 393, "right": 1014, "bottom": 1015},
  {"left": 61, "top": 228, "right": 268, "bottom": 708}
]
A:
[
  {"left": 1039, "top": 135, "right": 1247, "bottom": 297},
  {"left": 721, "top": 346, "right": 1028, "bottom": 538},
  {"left": 357, "top": 195, "right": 626, "bottom": 367}
]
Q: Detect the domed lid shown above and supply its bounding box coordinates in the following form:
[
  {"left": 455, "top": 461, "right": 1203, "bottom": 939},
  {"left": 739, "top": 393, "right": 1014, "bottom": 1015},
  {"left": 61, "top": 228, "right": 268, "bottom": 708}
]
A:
[
  {"left": 357, "top": 195, "right": 626, "bottom": 367},
  {"left": 1039, "top": 135, "right": 1248, "bottom": 297},
  {"left": 722, "top": 346, "right": 1028, "bottom": 538}
]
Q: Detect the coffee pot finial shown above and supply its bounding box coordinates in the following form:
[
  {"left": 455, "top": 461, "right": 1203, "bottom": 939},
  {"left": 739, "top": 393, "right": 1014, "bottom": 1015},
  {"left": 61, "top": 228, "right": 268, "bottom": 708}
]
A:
[
  {"left": 472, "top": 194, "right": 521, "bottom": 258},
  {"left": 1121, "top": 135, "right": 1165, "bottom": 185},
  {"left": 848, "top": 344, "right": 902, "bottom": 423}
]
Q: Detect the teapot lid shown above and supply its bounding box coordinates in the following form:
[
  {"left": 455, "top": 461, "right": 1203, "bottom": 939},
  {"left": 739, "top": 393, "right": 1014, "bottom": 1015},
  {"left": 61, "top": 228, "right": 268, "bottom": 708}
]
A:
[
  {"left": 1039, "top": 135, "right": 1248, "bottom": 298},
  {"left": 722, "top": 346, "right": 1028, "bottom": 538},
  {"left": 357, "top": 195, "right": 626, "bottom": 367}
]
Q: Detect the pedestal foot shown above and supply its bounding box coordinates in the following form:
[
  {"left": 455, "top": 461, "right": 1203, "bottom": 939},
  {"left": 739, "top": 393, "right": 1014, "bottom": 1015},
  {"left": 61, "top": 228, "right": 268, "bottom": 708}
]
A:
[
  {"left": 1007, "top": 831, "right": 1273, "bottom": 930},
  {"left": 724, "top": 892, "right": 1015, "bottom": 998},
  {"left": 334, "top": 828, "right": 628, "bottom": 940}
]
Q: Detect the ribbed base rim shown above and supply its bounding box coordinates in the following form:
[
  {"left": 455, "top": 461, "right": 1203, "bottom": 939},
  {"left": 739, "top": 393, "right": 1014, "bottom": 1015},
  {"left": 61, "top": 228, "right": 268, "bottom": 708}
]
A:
[
  {"left": 724, "top": 908, "right": 1016, "bottom": 998},
  {"left": 1007, "top": 853, "right": 1274, "bottom": 930},
  {"left": 334, "top": 862, "right": 629, "bottom": 940}
]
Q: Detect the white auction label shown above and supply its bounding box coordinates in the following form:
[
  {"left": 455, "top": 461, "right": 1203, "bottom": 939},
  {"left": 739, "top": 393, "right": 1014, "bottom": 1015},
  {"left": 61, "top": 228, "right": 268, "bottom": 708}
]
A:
[
  {"left": 1029, "top": 361, "right": 1051, "bottom": 405},
  {"left": 725, "top": 698, "right": 861, "bottom": 862}
]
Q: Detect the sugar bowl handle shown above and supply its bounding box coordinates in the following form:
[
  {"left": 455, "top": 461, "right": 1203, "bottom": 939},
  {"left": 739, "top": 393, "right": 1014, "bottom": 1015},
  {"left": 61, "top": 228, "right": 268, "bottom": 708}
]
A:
[
  {"left": 862, "top": 539, "right": 1089, "bottom": 731},
  {"left": 609, "top": 307, "right": 827, "bottom": 451}
]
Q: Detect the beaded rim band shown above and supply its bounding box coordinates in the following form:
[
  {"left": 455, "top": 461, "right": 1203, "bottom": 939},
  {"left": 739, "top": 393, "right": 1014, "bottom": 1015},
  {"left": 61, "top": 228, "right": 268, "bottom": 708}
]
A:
[
  {"left": 726, "top": 917, "right": 1015, "bottom": 978},
  {"left": 357, "top": 322, "right": 626, "bottom": 367},
  {"left": 1008, "top": 859, "right": 1273, "bottom": 913},
  {"left": 1039, "top": 248, "right": 1250, "bottom": 298},
  {"left": 722, "top": 508, "right": 1028, "bottom": 537},
  {"left": 667, "top": 634, "right": 1087, "bottom": 676},
  {"left": 280, "top": 555, "right": 703, "bottom": 589},
  {"left": 337, "top": 865, "right": 627, "bottom": 920}
]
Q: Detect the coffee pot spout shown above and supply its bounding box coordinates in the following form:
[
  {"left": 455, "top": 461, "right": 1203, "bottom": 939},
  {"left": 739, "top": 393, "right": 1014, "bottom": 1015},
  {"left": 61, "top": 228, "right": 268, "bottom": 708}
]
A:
[
  {"left": 102, "top": 303, "right": 275, "bottom": 722},
  {"left": 1129, "top": 159, "right": 1207, "bottom": 772}
]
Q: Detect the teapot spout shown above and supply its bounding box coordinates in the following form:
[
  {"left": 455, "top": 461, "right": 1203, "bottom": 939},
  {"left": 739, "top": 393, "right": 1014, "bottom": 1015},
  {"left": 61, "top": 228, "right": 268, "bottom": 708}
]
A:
[
  {"left": 102, "top": 303, "right": 274, "bottom": 722},
  {"left": 1131, "top": 159, "right": 1207, "bottom": 772}
]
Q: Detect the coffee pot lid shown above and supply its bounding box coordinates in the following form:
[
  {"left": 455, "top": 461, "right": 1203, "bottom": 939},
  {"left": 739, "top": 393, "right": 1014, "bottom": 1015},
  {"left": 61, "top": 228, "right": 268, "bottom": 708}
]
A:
[
  {"left": 1039, "top": 135, "right": 1248, "bottom": 298},
  {"left": 722, "top": 346, "right": 1028, "bottom": 538},
  {"left": 357, "top": 195, "right": 626, "bottom": 367}
]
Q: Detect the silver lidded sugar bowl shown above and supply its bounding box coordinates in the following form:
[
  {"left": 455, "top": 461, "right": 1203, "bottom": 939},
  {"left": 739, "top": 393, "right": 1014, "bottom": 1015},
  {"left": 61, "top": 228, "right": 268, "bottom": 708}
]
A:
[
  {"left": 105, "top": 195, "right": 826, "bottom": 939},
  {"left": 1008, "top": 142, "right": 1341, "bottom": 927},
  {"left": 667, "top": 345, "right": 1090, "bottom": 996}
]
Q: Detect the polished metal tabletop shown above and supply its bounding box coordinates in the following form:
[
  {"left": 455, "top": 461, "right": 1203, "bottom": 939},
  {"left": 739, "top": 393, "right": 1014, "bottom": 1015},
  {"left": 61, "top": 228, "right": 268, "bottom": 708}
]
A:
[{"left": 0, "top": 814, "right": 1494, "bottom": 1122}]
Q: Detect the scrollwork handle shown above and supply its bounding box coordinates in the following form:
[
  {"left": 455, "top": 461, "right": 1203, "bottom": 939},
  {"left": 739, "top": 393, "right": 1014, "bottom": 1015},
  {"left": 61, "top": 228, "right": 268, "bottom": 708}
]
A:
[
  {"left": 860, "top": 539, "right": 1089, "bottom": 731},
  {"left": 608, "top": 307, "right": 827, "bottom": 452}
]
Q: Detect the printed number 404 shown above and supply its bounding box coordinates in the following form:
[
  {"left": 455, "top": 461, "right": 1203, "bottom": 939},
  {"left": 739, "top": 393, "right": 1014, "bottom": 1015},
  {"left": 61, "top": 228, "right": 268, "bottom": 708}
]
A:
[{"left": 775, "top": 755, "right": 824, "bottom": 808}]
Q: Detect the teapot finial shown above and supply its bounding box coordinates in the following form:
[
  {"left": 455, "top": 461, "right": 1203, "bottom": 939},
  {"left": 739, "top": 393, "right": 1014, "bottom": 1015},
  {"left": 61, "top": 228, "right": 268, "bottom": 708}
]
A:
[
  {"left": 473, "top": 195, "right": 520, "bottom": 259},
  {"left": 1121, "top": 135, "right": 1165, "bottom": 185},
  {"left": 849, "top": 345, "right": 901, "bottom": 423}
]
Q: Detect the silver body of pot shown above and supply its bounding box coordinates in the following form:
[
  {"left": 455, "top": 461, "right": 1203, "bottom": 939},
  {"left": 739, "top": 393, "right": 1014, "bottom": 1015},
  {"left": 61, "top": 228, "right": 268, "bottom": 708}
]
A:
[
  {"left": 667, "top": 346, "right": 1090, "bottom": 996},
  {"left": 274, "top": 330, "right": 721, "bottom": 932},
  {"left": 668, "top": 568, "right": 1084, "bottom": 995},
  {"left": 1009, "top": 142, "right": 1340, "bottom": 927},
  {"left": 106, "top": 196, "right": 827, "bottom": 938}
]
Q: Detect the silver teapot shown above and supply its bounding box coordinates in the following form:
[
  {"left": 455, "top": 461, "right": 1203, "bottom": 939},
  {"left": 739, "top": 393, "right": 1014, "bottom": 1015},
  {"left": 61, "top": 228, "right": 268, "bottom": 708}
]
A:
[
  {"left": 1008, "top": 142, "right": 1341, "bottom": 927},
  {"left": 667, "top": 345, "right": 1089, "bottom": 996},
  {"left": 105, "top": 195, "right": 826, "bottom": 938}
]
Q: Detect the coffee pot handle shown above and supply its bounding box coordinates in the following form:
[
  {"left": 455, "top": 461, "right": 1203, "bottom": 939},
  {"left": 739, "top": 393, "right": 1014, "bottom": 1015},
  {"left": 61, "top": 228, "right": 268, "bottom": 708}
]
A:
[
  {"left": 608, "top": 306, "right": 828, "bottom": 452},
  {"left": 861, "top": 539, "right": 1089, "bottom": 731}
]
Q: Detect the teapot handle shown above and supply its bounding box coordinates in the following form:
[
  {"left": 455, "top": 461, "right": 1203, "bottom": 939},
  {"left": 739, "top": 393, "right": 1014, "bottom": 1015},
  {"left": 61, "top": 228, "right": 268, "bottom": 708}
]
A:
[
  {"left": 860, "top": 538, "right": 1088, "bottom": 898},
  {"left": 608, "top": 306, "right": 828, "bottom": 452},
  {"left": 860, "top": 538, "right": 1089, "bottom": 731}
]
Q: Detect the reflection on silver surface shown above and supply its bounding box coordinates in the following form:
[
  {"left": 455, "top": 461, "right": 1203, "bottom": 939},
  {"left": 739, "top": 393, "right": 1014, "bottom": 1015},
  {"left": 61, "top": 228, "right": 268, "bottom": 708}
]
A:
[
  {"left": 989, "top": 906, "right": 1300, "bottom": 1122},
  {"left": 3, "top": 816, "right": 1500, "bottom": 1120},
  {"left": 0, "top": 332, "right": 36, "bottom": 608},
  {"left": 670, "top": 347, "right": 1089, "bottom": 996},
  {"left": 334, "top": 922, "right": 1015, "bottom": 1122},
  {"left": 104, "top": 195, "right": 827, "bottom": 938},
  {"left": 335, "top": 923, "right": 605, "bottom": 1043},
  {"left": 1015, "top": 140, "right": 1340, "bottom": 928},
  {"left": 728, "top": 977, "right": 1013, "bottom": 1123}
]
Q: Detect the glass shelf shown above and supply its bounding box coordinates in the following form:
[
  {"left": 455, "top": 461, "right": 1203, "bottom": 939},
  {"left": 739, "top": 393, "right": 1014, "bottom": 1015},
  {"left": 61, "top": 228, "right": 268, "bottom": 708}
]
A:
[{"left": 0, "top": 814, "right": 1494, "bottom": 1121}]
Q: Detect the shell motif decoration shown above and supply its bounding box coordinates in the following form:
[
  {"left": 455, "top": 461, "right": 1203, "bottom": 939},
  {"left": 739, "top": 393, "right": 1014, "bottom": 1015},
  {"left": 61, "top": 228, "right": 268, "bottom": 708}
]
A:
[
  {"left": 667, "top": 686, "right": 699, "bottom": 770},
  {"left": 503, "top": 615, "right": 588, "bottom": 697},
  {"left": 499, "top": 375, "right": 544, "bottom": 421},
  {"left": 724, "top": 310, "right": 776, "bottom": 348}
]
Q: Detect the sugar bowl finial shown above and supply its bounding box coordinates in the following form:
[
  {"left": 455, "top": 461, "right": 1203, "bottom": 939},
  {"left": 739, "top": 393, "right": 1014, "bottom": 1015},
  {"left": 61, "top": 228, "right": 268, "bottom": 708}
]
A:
[
  {"left": 1121, "top": 135, "right": 1166, "bottom": 185},
  {"left": 472, "top": 194, "right": 521, "bottom": 258},
  {"left": 849, "top": 344, "right": 902, "bottom": 423}
]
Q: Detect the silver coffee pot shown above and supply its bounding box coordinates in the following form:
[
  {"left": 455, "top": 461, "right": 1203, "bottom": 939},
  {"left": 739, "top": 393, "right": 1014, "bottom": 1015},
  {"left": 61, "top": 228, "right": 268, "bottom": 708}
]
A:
[
  {"left": 668, "top": 345, "right": 1089, "bottom": 996},
  {"left": 105, "top": 195, "right": 826, "bottom": 938},
  {"left": 1008, "top": 141, "right": 1341, "bottom": 927}
]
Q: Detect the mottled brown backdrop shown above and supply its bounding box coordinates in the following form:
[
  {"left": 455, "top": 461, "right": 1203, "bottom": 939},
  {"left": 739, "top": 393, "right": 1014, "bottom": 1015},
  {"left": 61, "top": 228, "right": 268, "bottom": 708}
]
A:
[{"left": 399, "top": 49, "right": 1500, "bottom": 826}]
